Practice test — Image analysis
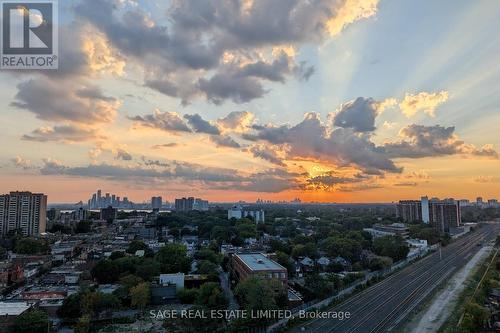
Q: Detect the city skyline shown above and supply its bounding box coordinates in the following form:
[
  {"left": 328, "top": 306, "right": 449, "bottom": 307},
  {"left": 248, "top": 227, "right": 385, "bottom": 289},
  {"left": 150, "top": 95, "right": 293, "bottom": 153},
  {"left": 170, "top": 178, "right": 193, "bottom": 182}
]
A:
[{"left": 1, "top": 0, "right": 500, "bottom": 203}]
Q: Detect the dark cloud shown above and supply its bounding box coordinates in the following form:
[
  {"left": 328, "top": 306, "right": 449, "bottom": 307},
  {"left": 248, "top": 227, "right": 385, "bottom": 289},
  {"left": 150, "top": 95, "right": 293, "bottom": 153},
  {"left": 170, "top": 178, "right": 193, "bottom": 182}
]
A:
[
  {"left": 31, "top": 156, "right": 301, "bottom": 193},
  {"left": 383, "top": 124, "right": 498, "bottom": 158},
  {"left": 22, "top": 125, "right": 103, "bottom": 142},
  {"left": 198, "top": 72, "right": 268, "bottom": 104},
  {"left": 243, "top": 112, "right": 401, "bottom": 174},
  {"left": 73, "top": 0, "right": 375, "bottom": 104},
  {"left": 152, "top": 143, "right": 181, "bottom": 149},
  {"left": 393, "top": 182, "right": 418, "bottom": 187},
  {"left": 210, "top": 135, "right": 241, "bottom": 148},
  {"left": 333, "top": 97, "right": 379, "bottom": 132},
  {"left": 141, "top": 157, "right": 170, "bottom": 168},
  {"left": 184, "top": 114, "right": 221, "bottom": 135},
  {"left": 115, "top": 149, "right": 133, "bottom": 161},
  {"left": 217, "top": 111, "right": 254, "bottom": 131},
  {"left": 248, "top": 145, "right": 286, "bottom": 166},
  {"left": 129, "top": 110, "right": 192, "bottom": 133},
  {"left": 306, "top": 171, "right": 367, "bottom": 190},
  {"left": 238, "top": 53, "right": 292, "bottom": 83},
  {"left": 11, "top": 77, "right": 119, "bottom": 124}
]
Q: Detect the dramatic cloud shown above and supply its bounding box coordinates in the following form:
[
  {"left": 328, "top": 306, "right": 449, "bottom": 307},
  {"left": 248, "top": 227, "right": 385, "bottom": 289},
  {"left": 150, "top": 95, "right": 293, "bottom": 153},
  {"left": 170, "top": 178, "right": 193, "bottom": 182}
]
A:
[
  {"left": 12, "top": 77, "right": 120, "bottom": 125},
  {"left": 244, "top": 112, "right": 401, "bottom": 174},
  {"left": 198, "top": 72, "right": 269, "bottom": 104},
  {"left": 184, "top": 114, "right": 221, "bottom": 135},
  {"left": 22, "top": 125, "right": 103, "bottom": 143},
  {"left": 399, "top": 91, "right": 449, "bottom": 117},
  {"left": 384, "top": 124, "right": 498, "bottom": 158},
  {"left": 115, "top": 148, "right": 133, "bottom": 161},
  {"left": 130, "top": 109, "right": 192, "bottom": 133},
  {"left": 333, "top": 97, "right": 382, "bottom": 132},
  {"left": 74, "top": 0, "right": 379, "bottom": 104},
  {"left": 248, "top": 144, "right": 286, "bottom": 166},
  {"left": 34, "top": 158, "right": 301, "bottom": 193},
  {"left": 306, "top": 171, "right": 366, "bottom": 191},
  {"left": 11, "top": 156, "right": 34, "bottom": 170},
  {"left": 210, "top": 135, "right": 241, "bottom": 148},
  {"left": 217, "top": 111, "right": 255, "bottom": 133}
]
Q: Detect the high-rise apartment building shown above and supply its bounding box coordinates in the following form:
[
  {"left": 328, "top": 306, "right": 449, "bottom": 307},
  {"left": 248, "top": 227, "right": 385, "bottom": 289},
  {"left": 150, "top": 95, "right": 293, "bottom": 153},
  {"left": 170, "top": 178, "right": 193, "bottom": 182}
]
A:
[
  {"left": 396, "top": 200, "right": 422, "bottom": 222},
  {"left": 228, "top": 205, "right": 266, "bottom": 223},
  {"left": 0, "top": 191, "right": 47, "bottom": 236},
  {"left": 174, "top": 197, "right": 209, "bottom": 211},
  {"left": 396, "top": 196, "right": 461, "bottom": 233}
]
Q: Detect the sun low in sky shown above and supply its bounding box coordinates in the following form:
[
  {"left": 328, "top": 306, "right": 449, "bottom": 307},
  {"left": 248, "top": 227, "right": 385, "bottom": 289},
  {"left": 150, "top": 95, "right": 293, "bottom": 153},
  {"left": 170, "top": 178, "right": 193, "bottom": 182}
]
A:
[{"left": 1, "top": 0, "right": 499, "bottom": 203}]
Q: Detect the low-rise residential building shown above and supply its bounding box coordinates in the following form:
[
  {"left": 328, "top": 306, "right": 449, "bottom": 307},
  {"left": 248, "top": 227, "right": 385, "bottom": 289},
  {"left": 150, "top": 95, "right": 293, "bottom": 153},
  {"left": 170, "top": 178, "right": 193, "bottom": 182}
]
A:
[
  {"left": 231, "top": 253, "right": 287, "bottom": 285},
  {"left": 0, "top": 301, "right": 34, "bottom": 332}
]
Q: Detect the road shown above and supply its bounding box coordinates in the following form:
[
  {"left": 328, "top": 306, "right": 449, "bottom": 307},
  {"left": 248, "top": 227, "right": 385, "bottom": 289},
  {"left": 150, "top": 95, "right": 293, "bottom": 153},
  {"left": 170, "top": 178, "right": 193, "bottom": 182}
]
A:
[
  {"left": 290, "top": 223, "right": 499, "bottom": 333},
  {"left": 218, "top": 267, "right": 239, "bottom": 311}
]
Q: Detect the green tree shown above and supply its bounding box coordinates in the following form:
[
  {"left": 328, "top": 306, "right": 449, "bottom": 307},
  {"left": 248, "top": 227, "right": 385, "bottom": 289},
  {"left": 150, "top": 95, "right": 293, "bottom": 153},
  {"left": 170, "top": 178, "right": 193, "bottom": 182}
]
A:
[
  {"left": 94, "top": 293, "right": 121, "bottom": 313},
  {"left": 75, "top": 315, "right": 91, "bottom": 333},
  {"left": 126, "top": 240, "right": 153, "bottom": 257},
  {"left": 195, "top": 248, "right": 222, "bottom": 264},
  {"left": 373, "top": 236, "right": 409, "bottom": 262},
  {"left": 291, "top": 242, "right": 318, "bottom": 259},
  {"left": 14, "top": 238, "right": 49, "bottom": 255},
  {"left": 57, "top": 293, "right": 82, "bottom": 319},
  {"left": 177, "top": 288, "right": 199, "bottom": 304},
  {"left": 130, "top": 282, "right": 151, "bottom": 310},
  {"left": 195, "top": 282, "right": 228, "bottom": 310},
  {"left": 12, "top": 310, "right": 49, "bottom": 333},
  {"left": 91, "top": 260, "right": 120, "bottom": 284},
  {"left": 195, "top": 260, "right": 218, "bottom": 276},
  {"left": 275, "top": 251, "right": 294, "bottom": 277},
  {"left": 136, "top": 259, "right": 161, "bottom": 281},
  {"left": 0, "top": 246, "right": 7, "bottom": 260},
  {"left": 119, "top": 274, "right": 143, "bottom": 293},
  {"left": 109, "top": 251, "right": 125, "bottom": 260},
  {"left": 465, "top": 302, "right": 490, "bottom": 329},
  {"left": 75, "top": 220, "right": 92, "bottom": 233},
  {"left": 235, "top": 278, "right": 284, "bottom": 311},
  {"left": 155, "top": 244, "right": 191, "bottom": 273},
  {"left": 368, "top": 256, "right": 393, "bottom": 271},
  {"left": 322, "top": 237, "right": 362, "bottom": 262}
]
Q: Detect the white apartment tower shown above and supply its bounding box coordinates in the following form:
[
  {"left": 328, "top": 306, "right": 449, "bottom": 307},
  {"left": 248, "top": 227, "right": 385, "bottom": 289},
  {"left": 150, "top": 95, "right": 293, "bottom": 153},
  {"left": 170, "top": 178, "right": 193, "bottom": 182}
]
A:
[
  {"left": 421, "top": 196, "right": 430, "bottom": 224},
  {"left": 0, "top": 192, "right": 47, "bottom": 236}
]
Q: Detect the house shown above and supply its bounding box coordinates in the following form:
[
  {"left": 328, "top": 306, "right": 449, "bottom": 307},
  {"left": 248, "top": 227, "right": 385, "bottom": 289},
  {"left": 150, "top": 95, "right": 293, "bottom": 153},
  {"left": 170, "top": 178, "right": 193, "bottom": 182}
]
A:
[
  {"left": 317, "top": 257, "right": 330, "bottom": 267},
  {"left": 299, "top": 257, "right": 314, "bottom": 269}
]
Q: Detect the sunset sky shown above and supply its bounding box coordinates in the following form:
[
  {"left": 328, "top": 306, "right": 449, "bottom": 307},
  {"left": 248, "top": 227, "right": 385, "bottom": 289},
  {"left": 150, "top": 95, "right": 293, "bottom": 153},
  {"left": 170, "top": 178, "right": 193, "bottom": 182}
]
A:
[{"left": 1, "top": 0, "right": 499, "bottom": 203}]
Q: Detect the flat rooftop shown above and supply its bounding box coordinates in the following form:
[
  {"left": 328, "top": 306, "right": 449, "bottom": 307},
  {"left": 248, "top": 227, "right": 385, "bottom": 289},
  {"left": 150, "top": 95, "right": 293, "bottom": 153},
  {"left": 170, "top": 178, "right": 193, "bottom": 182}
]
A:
[
  {"left": 235, "top": 253, "right": 285, "bottom": 271},
  {"left": 0, "top": 301, "right": 31, "bottom": 315}
]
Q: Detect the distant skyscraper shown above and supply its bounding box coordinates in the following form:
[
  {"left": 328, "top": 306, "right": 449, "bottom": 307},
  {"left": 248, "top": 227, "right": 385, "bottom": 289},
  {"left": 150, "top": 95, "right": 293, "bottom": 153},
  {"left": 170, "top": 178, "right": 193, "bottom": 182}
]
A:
[
  {"left": 0, "top": 191, "right": 47, "bottom": 236},
  {"left": 151, "top": 196, "right": 162, "bottom": 210},
  {"left": 477, "top": 197, "right": 483, "bottom": 206}
]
